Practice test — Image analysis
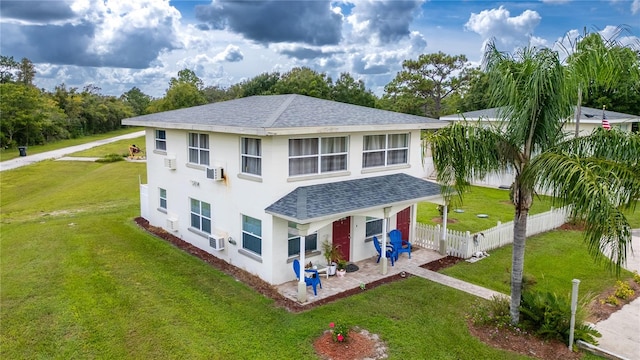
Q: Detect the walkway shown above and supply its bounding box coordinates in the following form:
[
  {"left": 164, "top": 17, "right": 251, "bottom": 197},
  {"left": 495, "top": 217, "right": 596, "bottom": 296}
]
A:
[
  {"left": 0, "top": 131, "right": 144, "bottom": 172},
  {"left": 590, "top": 229, "right": 640, "bottom": 360},
  {"left": 276, "top": 247, "right": 506, "bottom": 304}
]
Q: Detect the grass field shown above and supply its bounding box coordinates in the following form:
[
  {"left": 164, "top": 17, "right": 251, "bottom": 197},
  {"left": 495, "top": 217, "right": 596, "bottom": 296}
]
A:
[
  {"left": 3, "top": 135, "right": 635, "bottom": 359},
  {"left": 0, "top": 127, "right": 143, "bottom": 162}
]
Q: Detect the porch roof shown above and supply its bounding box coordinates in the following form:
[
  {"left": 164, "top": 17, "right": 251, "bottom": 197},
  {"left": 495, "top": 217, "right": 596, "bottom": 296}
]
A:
[{"left": 265, "top": 173, "right": 442, "bottom": 223}]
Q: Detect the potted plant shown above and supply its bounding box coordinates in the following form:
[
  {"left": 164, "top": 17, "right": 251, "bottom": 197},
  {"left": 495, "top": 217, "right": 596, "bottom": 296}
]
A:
[
  {"left": 336, "top": 260, "right": 347, "bottom": 277},
  {"left": 321, "top": 240, "right": 341, "bottom": 276}
]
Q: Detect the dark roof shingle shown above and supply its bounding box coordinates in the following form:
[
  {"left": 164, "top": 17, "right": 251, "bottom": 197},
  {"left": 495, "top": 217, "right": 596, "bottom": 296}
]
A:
[{"left": 265, "top": 173, "right": 441, "bottom": 222}]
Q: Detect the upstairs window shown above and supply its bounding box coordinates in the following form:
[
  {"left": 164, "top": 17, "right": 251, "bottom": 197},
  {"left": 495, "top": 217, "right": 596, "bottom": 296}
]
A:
[
  {"left": 155, "top": 130, "right": 167, "bottom": 151},
  {"left": 188, "top": 133, "right": 209, "bottom": 166},
  {"left": 241, "top": 137, "right": 262, "bottom": 176},
  {"left": 363, "top": 133, "right": 408, "bottom": 168},
  {"left": 289, "top": 136, "right": 347, "bottom": 176}
]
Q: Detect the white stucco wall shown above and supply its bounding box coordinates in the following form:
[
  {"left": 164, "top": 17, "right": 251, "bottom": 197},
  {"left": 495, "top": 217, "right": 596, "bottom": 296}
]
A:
[{"left": 142, "top": 128, "right": 428, "bottom": 285}]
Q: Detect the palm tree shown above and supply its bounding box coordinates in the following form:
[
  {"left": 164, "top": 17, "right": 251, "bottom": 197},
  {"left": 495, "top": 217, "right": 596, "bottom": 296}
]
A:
[{"left": 429, "top": 41, "right": 640, "bottom": 324}]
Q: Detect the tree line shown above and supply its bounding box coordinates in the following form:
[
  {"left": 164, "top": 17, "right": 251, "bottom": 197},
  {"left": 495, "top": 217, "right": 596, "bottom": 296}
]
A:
[{"left": 1, "top": 31, "right": 638, "bottom": 148}]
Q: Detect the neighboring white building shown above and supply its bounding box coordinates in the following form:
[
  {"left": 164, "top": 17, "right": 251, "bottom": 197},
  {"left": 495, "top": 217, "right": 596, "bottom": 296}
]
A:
[
  {"left": 122, "top": 94, "right": 445, "bottom": 292},
  {"left": 439, "top": 106, "right": 640, "bottom": 136},
  {"left": 437, "top": 106, "right": 640, "bottom": 188}
]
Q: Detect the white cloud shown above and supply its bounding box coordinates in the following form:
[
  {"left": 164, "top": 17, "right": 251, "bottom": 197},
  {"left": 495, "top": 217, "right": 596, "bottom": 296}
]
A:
[
  {"left": 633, "top": 0, "right": 640, "bottom": 14},
  {"left": 464, "top": 6, "right": 542, "bottom": 50}
]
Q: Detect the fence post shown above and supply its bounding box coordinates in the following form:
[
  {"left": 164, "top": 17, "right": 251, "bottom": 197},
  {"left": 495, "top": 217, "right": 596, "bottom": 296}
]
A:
[
  {"left": 464, "top": 231, "right": 472, "bottom": 258},
  {"left": 439, "top": 208, "right": 447, "bottom": 255}
]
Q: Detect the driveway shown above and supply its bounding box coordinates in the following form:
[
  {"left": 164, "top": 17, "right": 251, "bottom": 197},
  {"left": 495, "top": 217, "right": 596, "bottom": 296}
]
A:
[{"left": 0, "top": 131, "right": 144, "bottom": 172}]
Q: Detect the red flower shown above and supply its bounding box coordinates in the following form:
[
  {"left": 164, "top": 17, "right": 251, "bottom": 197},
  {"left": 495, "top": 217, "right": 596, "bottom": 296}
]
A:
[
  {"left": 337, "top": 334, "right": 344, "bottom": 342},
  {"left": 329, "top": 322, "right": 335, "bottom": 328}
]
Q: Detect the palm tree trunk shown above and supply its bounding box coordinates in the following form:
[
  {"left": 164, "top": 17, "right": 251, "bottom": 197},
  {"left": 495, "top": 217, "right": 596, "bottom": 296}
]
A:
[{"left": 510, "top": 209, "right": 528, "bottom": 324}]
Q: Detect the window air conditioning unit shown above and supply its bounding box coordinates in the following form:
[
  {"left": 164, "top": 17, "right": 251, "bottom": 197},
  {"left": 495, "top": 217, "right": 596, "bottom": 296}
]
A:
[
  {"left": 164, "top": 156, "right": 176, "bottom": 170},
  {"left": 166, "top": 218, "right": 179, "bottom": 231},
  {"left": 206, "top": 166, "right": 224, "bottom": 181},
  {"left": 209, "top": 234, "right": 225, "bottom": 251}
]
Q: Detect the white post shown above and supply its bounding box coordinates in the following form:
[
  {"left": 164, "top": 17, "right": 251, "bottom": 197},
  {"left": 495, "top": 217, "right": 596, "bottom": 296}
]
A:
[
  {"left": 568, "top": 279, "right": 580, "bottom": 350},
  {"left": 439, "top": 204, "right": 448, "bottom": 255},
  {"left": 296, "top": 224, "right": 310, "bottom": 303},
  {"left": 381, "top": 207, "right": 391, "bottom": 275}
]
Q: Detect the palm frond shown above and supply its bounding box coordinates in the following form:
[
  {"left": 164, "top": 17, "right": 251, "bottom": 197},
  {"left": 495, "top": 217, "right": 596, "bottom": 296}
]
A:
[
  {"left": 428, "top": 122, "right": 513, "bottom": 200},
  {"left": 525, "top": 150, "right": 639, "bottom": 273}
]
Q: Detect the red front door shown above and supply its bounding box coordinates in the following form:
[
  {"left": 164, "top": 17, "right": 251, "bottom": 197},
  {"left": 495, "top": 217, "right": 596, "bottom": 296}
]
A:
[
  {"left": 332, "top": 217, "right": 351, "bottom": 261},
  {"left": 397, "top": 207, "right": 411, "bottom": 241}
]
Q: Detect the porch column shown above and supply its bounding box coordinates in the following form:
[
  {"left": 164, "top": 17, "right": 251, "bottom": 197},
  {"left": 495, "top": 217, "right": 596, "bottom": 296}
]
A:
[
  {"left": 296, "top": 224, "right": 310, "bottom": 303},
  {"left": 381, "top": 207, "right": 391, "bottom": 275},
  {"left": 439, "top": 204, "right": 448, "bottom": 255}
]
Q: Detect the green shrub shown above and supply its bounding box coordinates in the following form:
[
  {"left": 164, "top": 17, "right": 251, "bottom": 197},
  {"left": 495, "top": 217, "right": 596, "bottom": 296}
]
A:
[
  {"left": 602, "top": 294, "right": 620, "bottom": 306},
  {"left": 613, "top": 280, "right": 634, "bottom": 300},
  {"left": 469, "top": 296, "right": 511, "bottom": 328},
  {"left": 633, "top": 271, "right": 640, "bottom": 284},
  {"left": 96, "top": 153, "right": 125, "bottom": 163},
  {"left": 519, "top": 290, "right": 600, "bottom": 345}
]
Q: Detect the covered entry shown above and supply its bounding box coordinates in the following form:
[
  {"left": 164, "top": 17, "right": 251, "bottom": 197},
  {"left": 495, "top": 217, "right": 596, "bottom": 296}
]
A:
[{"left": 265, "top": 173, "right": 443, "bottom": 302}]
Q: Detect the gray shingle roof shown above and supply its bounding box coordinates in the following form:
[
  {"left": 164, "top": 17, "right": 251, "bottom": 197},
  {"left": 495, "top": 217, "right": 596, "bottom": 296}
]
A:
[
  {"left": 440, "top": 106, "right": 639, "bottom": 123},
  {"left": 265, "top": 173, "right": 441, "bottom": 222},
  {"left": 122, "top": 94, "right": 443, "bottom": 135}
]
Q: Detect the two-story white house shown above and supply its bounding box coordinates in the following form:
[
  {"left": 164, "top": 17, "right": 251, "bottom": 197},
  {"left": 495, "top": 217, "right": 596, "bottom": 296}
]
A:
[{"left": 122, "top": 94, "right": 445, "bottom": 300}]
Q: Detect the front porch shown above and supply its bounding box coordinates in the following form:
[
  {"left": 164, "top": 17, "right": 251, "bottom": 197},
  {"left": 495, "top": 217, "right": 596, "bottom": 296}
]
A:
[{"left": 277, "top": 246, "right": 447, "bottom": 304}]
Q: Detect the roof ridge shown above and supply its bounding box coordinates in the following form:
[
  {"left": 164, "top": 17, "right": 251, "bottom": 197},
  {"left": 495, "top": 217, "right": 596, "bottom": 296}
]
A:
[{"left": 263, "top": 94, "right": 296, "bottom": 128}]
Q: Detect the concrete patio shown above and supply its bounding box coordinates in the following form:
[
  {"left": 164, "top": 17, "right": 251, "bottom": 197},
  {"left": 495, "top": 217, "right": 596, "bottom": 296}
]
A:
[{"left": 277, "top": 246, "right": 446, "bottom": 304}]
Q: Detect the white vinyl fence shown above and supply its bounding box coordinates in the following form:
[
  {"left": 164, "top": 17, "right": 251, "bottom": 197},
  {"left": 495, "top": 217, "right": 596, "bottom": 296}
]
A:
[{"left": 414, "top": 206, "right": 571, "bottom": 258}]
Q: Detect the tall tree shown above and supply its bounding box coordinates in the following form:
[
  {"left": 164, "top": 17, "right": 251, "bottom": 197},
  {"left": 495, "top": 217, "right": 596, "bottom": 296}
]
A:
[
  {"left": 121, "top": 87, "right": 152, "bottom": 116},
  {"left": 17, "top": 57, "right": 36, "bottom": 86},
  {"left": 0, "top": 83, "right": 67, "bottom": 146},
  {"left": 170, "top": 68, "right": 204, "bottom": 91},
  {"left": 0, "top": 55, "right": 19, "bottom": 83},
  {"left": 331, "top": 72, "right": 377, "bottom": 107},
  {"left": 429, "top": 41, "right": 639, "bottom": 325},
  {"left": 559, "top": 28, "right": 640, "bottom": 136},
  {"left": 271, "top": 67, "right": 332, "bottom": 99},
  {"left": 233, "top": 72, "right": 281, "bottom": 97},
  {"left": 382, "top": 52, "right": 472, "bottom": 118}
]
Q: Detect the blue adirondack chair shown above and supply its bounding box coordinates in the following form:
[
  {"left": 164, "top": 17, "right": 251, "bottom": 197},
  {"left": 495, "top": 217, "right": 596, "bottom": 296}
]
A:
[
  {"left": 372, "top": 236, "right": 395, "bottom": 266},
  {"left": 389, "top": 229, "right": 411, "bottom": 259},
  {"left": 293, "top": 259, "right": 322, "bottom": 296}
]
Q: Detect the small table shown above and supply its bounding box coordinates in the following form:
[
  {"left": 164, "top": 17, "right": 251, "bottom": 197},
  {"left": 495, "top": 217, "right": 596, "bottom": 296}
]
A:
[{"left": 313, "top": 264, "right": 329, "bottom": 279}]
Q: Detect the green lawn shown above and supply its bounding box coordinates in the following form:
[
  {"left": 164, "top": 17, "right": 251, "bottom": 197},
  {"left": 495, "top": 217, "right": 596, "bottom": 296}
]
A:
[
  {"left": 0, "top": 127, "right": 143, "bottom": 162},
  {"left": 2, "top": 160, "right": 539, "bottom": 359},
  {"left": 417, "top": 186, "right": 556, "bottom": 233},
  {"left": 440, "top": 230, "right": 634, "bottom": 299},
  {"left": 69, "top": 136, "right": 145, "bottom": 158},
  {"left": 2, "top": 142, "right": 630, "bottom": 358}
]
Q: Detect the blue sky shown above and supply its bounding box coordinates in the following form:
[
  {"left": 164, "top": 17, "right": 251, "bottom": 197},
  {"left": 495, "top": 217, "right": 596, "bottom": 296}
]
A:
[{"left": 1, "top": 0, "right": 638, "bottom": 98}]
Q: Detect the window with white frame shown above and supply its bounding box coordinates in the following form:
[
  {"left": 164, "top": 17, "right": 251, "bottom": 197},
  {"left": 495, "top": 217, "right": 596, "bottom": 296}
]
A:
[
  {"left": 289, "top": 136, "right": 348, "bottom": 176},
  {"left": 287, "top": 222, "right": 318, "bottom": 257},
  {"left": 188, "top": 132, "right": 210, "bottom": 166},
  {"left": 241, "top": 137, "right": 261, "bottom": 176},
  {"left": 365, "top": 217, "right": 383, "bottom": 241},
  {"left": 155, "top": 130, "right": 167, "bottom": 151},
  {"left": 242, "top": 215, "right": 262, "bottom": 255},
  {"left": 362, "top": 133, "right": 409, "bottom": 168},
  {"left": 190, "top": 198, "right": 211, "bottom": 234},
  {"left": 159, "top": 188, "right": 167, "bottom": 210}
]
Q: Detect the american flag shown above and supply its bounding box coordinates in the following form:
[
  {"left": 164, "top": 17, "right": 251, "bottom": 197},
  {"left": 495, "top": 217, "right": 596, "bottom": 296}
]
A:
[{"left": 602, "top": 106, "right": 611, "bottom": 130}]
